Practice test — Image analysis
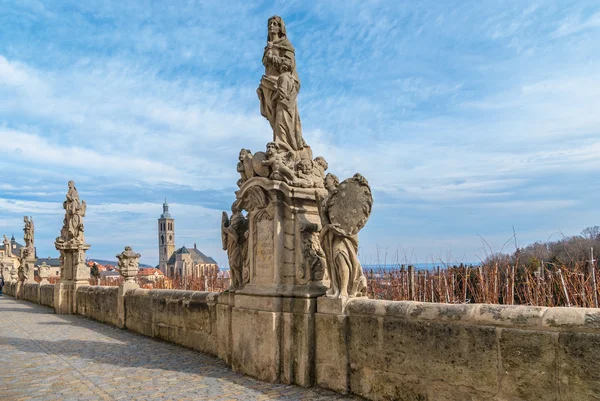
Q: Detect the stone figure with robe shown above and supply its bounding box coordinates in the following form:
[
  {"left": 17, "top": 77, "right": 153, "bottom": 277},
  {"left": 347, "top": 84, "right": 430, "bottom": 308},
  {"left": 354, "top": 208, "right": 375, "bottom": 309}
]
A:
[
  {"left": 257, "top": 15, "right": 305, "bottom": 153},
  {"left": 317, "top": 174, "right": 369, "bottom": 299},
  {"left": 221, "top": 202, "right": 249, "bottom": 291},
  {"left": 58, "top": 180, "right": 87, "bottom": 244}
]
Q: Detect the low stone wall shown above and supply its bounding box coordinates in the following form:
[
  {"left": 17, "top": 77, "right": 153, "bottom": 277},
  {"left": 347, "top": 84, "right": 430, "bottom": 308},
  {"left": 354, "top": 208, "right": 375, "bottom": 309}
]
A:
[
  {"left": 7, "top": 282, "right": 600, "bottom": 400},
  {"left": 76, "top": 286, "right": 119, "bottom": 326},
  {"left": 125, "top": 289, "right": 219, "bottom": 356},
  {"left": 316, "top": 299, "right": 600, "bottom": 401},
  {"left": 39, "top": 284, "right": 55, "bottom": 308},
  {"left": 22, "top": 282, "right": 40, "bottom": 303},
  {"left": 3, "top": 281, "right": 16, "bottom": 296}
]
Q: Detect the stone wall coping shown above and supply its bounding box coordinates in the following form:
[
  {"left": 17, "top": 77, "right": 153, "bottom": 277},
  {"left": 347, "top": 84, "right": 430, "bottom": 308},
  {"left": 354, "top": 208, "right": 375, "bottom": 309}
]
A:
[
  {"left": 343, "top": 298, "right": 600, "bottom": 332},
  {"left": 76, "top": 285, "right": 118, "bottom": 294},
  {"left": 128, "top": 288, "right": 219, "bottom": 305}
]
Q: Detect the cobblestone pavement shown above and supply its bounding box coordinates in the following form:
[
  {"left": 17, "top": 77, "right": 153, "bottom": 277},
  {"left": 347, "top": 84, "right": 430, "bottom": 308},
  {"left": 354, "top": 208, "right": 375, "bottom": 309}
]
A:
[{"left": 0, "top": 296, "right": 360, "bottom": 400}]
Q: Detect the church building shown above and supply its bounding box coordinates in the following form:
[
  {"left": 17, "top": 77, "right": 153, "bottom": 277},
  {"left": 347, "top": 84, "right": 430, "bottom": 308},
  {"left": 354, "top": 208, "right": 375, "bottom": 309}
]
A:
[{"left": 157, "top": 200, "right": 219, "bottom": 279}]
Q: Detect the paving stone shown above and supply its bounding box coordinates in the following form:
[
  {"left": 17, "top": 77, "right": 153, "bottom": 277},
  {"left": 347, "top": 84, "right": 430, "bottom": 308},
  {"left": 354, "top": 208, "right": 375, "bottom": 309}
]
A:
[{"left": 0, "top": 296, "right": 360, "bottom": 400}]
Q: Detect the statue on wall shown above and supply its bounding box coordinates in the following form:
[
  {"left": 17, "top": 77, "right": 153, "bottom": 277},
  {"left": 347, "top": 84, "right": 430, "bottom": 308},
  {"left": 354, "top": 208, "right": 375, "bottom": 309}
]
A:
[
  {"left": 221, "top": 201, "right": 249, "bottom": 291},
  {"left": 23, "top": 216, "right": 34, "bottom": 258},
  {"left": 257, "top": 15, "right": 305, "bottom": 153},
  {"left": 2, "top": 234, "right": 10, "bottom": 255},
  {"left": 316, "top": 173, "right": 373, "bottom": 299},
  {"left": 116, "top": 246, "right": 141, "bottom": 283},
  {"left": 57, "top": 180, "right": 87, "bottom": 244}
]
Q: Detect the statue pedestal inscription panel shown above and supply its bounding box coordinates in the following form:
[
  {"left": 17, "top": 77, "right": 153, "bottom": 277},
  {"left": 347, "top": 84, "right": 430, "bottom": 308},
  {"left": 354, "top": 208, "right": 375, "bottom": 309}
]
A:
[{"left": 236, "top": 177, "right": 328, "bottom": 297}]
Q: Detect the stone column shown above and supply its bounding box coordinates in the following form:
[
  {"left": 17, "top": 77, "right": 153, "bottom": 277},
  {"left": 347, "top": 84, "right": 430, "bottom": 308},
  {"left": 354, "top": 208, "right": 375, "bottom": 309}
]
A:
[
  {"left": 116, "top": 246, "right": 140, "bottom": 329},
  {"left": 54, "top": 242, "right": 91, "bottom": 314},
  {"left": 53, "top": 181, "right": 90, "bottom": 314},
  {"left": 229, "top": 178, "right": 328, "bottom": 386}
]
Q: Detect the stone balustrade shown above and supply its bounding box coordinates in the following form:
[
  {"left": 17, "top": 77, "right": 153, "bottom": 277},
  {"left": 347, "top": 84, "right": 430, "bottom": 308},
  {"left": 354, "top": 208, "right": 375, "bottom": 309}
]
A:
[{"left": 6, "top": 284, "right": 600, "bottom": 401}]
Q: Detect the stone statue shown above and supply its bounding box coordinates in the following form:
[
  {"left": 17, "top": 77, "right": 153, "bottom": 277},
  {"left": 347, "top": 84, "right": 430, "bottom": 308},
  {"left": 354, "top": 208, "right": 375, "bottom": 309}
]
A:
[
  {"left": 221, "top": 202, "right": 249, "bottom": 291},
  {"left": 237, "top": 149, "right": 254, "bottom": 187},
  {"left": 58, "top": 180, "right": 87, "bottom": 244},
  {"left": 311, "top": 157, "right": 328, "bottom": 188},
  {"left": 38, "top": 262, "right": 50, "bottom": 284},
  {"left": 262, "top": 141, "right": 298, "bottom": 184},
  {"left": 2, "top": 234, "right": 9, "bottom": 252},
  {"left": 316, "top": 173, "right": 372, "bottom": 299},
  {"left": 23, "top": 216, "right": 34, "bottom": 257},
  {"left": 257, "top": 15, "right": 305, "bottom": 153}
]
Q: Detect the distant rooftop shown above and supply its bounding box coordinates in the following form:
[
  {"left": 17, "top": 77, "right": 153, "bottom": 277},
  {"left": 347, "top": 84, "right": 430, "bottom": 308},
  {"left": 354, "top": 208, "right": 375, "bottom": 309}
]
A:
[{"left": 168, "top": 244, "right": 218, "bottom": 265}]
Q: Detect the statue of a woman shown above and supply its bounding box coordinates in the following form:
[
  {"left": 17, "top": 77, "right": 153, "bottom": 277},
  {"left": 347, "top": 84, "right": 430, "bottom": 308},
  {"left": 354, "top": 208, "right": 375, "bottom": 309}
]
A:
[
  {"left": 257, "top": 15, "right": 305, "bottom": 153},
  {"left": 317, "top": 174, "right": 368, "bottom": 299}
]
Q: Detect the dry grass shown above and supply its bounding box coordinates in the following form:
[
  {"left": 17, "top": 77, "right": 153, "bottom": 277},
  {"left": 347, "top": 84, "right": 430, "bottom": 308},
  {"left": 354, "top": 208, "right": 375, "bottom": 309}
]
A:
[{"left": 366, "top": 260, "right": 599, "bottom": 307}]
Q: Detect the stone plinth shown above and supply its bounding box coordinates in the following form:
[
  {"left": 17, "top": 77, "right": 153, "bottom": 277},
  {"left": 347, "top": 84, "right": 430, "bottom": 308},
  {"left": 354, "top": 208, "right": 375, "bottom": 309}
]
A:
[
  {"left": 54, "top": 241, "right": 91, "bottom": 314},
  {"left": 228, "top": 178, "right": 328, "bottom": 387},
  {"left": 116, "top": 246, "right": 141, "bottom": 328},
  {"left": 236, "top": 177, "right": 328, "bottom": 297},
  {"left": 38, "top": 262, "right": 50, "bottom": 285}
]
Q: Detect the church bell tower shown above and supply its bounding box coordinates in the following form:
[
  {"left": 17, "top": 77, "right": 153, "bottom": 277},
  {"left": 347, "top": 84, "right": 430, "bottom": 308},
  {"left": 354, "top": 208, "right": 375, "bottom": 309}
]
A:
[{"left": 158, "top": 199, "right": 175, "bottom": 275}]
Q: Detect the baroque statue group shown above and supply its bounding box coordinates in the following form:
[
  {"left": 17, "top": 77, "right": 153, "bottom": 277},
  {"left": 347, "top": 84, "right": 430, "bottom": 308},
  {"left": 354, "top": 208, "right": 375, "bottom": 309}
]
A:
[{"left": 222, "top": 16, "right": 373, "bottom": 300}]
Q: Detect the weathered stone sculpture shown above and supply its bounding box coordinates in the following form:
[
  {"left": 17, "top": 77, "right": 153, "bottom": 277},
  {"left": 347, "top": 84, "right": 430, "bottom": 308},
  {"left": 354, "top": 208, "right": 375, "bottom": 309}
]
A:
[
  {"left": 54, "top": 181, "right": 91, "bottom": 314},
  {"left": 116, "top": 246, "right": 141, "bottom": 328},
  {"left": 3, "top": 234, "right": 10, "bottom": 254},
  {"left": 237, "top": 149, "right": 254, "bottom": 187},
  {"left": 317, "top": 173, "right": 372, "bottom": 299},
  {"left": 57, "top": 180, "right": 87, "bottom": 245},
  {"left": 221, "top": 202, "right": 248, "bottom": 291},
  {"left": 38, "top": 262, "right": 50, "bottom": 285},
  {"left": 9, "top": 265, "right": 17, "bottom": 283},
  {"left": 116, "top": 246, "right": 141, "bottom": 283},
  {"left": 219, "top": 17, "right": 375, "bottom": 386},
  {"left": 16, "top": 216, "right": 36, "bottom": 298},
  {"left": 0, "top": 262, "right": 9, "bottom": 282},
  {"left": 23, "top": 216, "right": 34, "bottom": 257},
  {"left": 257, "top": 15, "right": 304, "bottom": 153}
]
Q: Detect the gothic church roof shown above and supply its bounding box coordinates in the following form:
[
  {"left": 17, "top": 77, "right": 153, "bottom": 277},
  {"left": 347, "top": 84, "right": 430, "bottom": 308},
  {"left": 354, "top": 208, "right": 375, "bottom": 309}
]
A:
[{"left": 167, "top": 245, "right": 218, "bottom": 265}]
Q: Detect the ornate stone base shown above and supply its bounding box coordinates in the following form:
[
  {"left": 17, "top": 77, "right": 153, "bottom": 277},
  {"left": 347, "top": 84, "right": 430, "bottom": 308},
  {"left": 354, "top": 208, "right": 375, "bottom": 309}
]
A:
[
  {"left": 229, "top": 293, "right": 318, "bottom": 387},
  {"left": 15, "top": 257, "right": 35, "bottom": 300},
  {"left": 54, "top": 242, "right": 90, "bottom": 314},
  {"left": 236, "top": 177, "right": 328, "bottom": 297}
]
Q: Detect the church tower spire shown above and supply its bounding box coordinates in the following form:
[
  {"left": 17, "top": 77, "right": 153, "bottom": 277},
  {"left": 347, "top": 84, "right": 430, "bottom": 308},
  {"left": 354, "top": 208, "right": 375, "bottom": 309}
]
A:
[{"left": 158, "top": 199, "right": 175, "bottom": 276}]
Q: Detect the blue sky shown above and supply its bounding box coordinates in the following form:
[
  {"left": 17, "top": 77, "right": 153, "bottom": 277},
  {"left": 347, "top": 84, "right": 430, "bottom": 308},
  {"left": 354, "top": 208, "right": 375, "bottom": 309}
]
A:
[{"left": 0, "top": 1, "right": 599, "bottom": 267}]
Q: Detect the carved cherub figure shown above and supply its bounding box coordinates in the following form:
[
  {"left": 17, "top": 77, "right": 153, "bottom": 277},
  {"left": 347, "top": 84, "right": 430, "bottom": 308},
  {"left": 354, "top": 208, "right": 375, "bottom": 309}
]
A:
[
  {"left": 293, "top": 159, "right": 314, "bottom": 188},
  {"left": 311, "top": 156, "right": 328, "bottom": 188},
  {"left": 262, "top": 142, "right": 297, "bottom": 184}
]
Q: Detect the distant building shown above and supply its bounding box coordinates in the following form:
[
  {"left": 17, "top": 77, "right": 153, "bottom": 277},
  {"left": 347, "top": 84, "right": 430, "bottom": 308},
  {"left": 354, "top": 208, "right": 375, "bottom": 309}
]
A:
[
  {"left": 167, "top": 243, "right": 219, "bottom": 279},
  {"left": 35, "top": 257, "right": 61, "bottom": 278},
  {"left": 1, "top": 234, "right": 22, "bottom": 271},
  {"left": 157, "top": 201, "right": 219, "bottom": 279},
  {"left": 100, "top": 270, "right": 121, "bottom": 282},
  {"left": 137, "top": 267, "right": 164, "bottom": 283}
]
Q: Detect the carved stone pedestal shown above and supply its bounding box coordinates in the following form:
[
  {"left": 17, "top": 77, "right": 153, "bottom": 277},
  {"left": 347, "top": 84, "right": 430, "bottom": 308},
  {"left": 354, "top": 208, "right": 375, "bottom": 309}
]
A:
[
  {"left": 236, "top": 177, "right": 328, "bottom": 296},
  {"left": 54, "top": 242, "right": 90, "bottom": 314},
  {"left": 228, "top": 178, "right": 328, "bottom": 386},
  {"left": 15, "top": 256, "right": 35, "bottom": 300}
]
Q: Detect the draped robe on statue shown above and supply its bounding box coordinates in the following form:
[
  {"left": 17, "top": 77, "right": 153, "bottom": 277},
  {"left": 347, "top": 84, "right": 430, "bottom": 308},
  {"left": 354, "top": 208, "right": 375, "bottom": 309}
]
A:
[{"left": 257, "top": 37, "right": 304, "bottom": 152}]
